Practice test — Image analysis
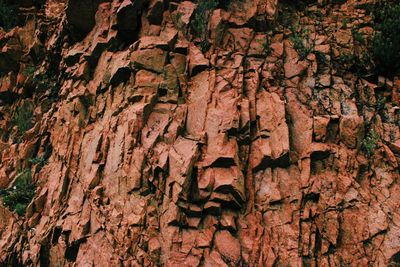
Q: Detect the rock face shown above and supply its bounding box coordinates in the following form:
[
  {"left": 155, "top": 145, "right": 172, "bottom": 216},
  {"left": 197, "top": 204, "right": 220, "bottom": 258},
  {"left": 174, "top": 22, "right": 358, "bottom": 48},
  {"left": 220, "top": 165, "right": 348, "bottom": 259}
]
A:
[{"left": 0, "top": 0, "right": 400, "bottom": 266}]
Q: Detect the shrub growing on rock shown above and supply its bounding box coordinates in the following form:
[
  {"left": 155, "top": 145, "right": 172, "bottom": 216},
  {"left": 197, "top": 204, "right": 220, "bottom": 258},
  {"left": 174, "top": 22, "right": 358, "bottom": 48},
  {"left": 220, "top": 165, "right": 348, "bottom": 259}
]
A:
[
  {"left": 12, "top": 101, "right": 33, "bottom": 142},
  {"left": 361, "top": 130, "right": 380, "bottom": 157},
  {"left": 2, "top": 169, "right": 36, "bottom": 216},
  {"left": 372, "top": 1, "right": 400, "bottom": 76},
  {"left": 191, "top": 0, "right": 219, "bottom": 52}
]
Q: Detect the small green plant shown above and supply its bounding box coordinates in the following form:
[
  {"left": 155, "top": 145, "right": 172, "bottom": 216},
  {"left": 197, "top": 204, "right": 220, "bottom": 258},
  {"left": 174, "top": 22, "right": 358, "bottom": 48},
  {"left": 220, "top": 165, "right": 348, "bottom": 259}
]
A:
[
  {"left": 2, "top": 170, "right": 36, "bottom": 216},
  {"left": 24, "top": 65, "right": 35, "bottom": 78},
  {"left": 29, "top": 156, "right": 48, "bottom": 170},
  {"left": 336, "top": 52, "right": 372, "bottom": 76},
  {"left": 29, "top": 145, "right": 52, "bottom": 173},
  {"left": 352, "top": 29, "right": 364, "bottom": 44},
  {"left": 341, "top": 18, "right": 348, "bottom": 29},
  {"left": 0, "top": 1, "right": 18, "bottom": 31},
  {"left": 12, "top": 102, "right": 34, "bottom": 142},
  {"left": 338, "top": 52, "right": 356, "bottom": 65},
  {"left": 337, "top": 52, "right": 358, "bottom": 72},
  {"left": 191, "top": 0, "right": 219, "bottom": 52},
  {"left": 304, "top": 9, "right": 323, "bottom": 20},
  {"left": 24, "top": 66, "right": 60, "bottom": 109},
  {"left": 376, "top": 95, "right": 389, "bottom": 122},
  {"left": 25, "top": 66, "right": 55, "bottom": 94},
  {"left": 361, "top": 130, "right": 380, "bottom": 157},
  {"left": 290, "top": 26, "right": 313, "bottom": 60},
  {"left": 372, "top": 1, "right": 400, "bottom": 76}
]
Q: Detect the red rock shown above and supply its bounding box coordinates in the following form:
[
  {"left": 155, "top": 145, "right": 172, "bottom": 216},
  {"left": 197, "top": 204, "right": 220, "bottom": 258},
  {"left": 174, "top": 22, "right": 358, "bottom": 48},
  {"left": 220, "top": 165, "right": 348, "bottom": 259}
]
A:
[
  {"left": 220, "top": 210, "right": 237, "bottom": 232},
  {"left": 209, "top": 9, "right": 224, "bottom": 45},
  {"left": 176, "top": 1, "right": 196, "bottom": 26},
  {"left": 248, "top": 34, "right": 268, "bottom": 56},
  {"left": 214, "top": 230, "right": 241, "bottom": 265},
  {"left": 188, "top": 43, "right": 209, "bottom": 76},
  {"left": 335, "top": 29, "right": 352, "bottom": 47},
  {"left": 135, "top": 69, "right": 160, "bottom": 88},
  {"left": 339, "top": 115, "right": 364, "bottom": 149},
  {"left": 270, "top": 42, "right": 283, "bottom": 57},
  {"left": 313, "top": 116, "right": 331, "bottom": 142},
  {"left": 186, "top": 71, "right": 210, "bottom": 137},
  {"left": 319, "top": 74, "right": 331, "bottom": 87},
  {"left": 315, "top": 44, "right": 330, "bottom": 54},
  {"left": 130, "top": 48, "right": 167, "bottom": 73},
  {"left": 138, "top": 28, "right": 178, "bottom": 51},
  {"left": 0, "top": 1, "right": 399, "bottom": 266},
  {"left": 388, "top": 140, "right": 400, "bottom": 155},
  {"left": 170, "top": 52, "right": 187, "bottom": 75},
  {"left": 285, "top": 89, "right": 313, "bottom": 156},
  {"left": 148, "top": 237, "right": 161, "bottom": 256},
  {"left": 227, "top": 1, "right": 258, "bottom": 27},
  {"left": 196, "top": 228, "right": 214, "bottom": 248},
  {"left": 265, "top": 0, "right": 278, "bottom": 20},
  {"left": 109, "top": 50, "right": 131, "bottom": 85},
  {"left": 284, "top": 59, "right": 308, "bottom": 79},
  {"left": 252, "top": 90, "right": 290, "bottom": 170},
  {"left": 0, "top": 205, "right": 13, "bottom": 237},
  {"left": 203, "top": 250, "right": 229, "bottom": 267},
  {"left": 212, "top": 167, "right": 245, "bottom": 205},
  {"left": 138, "top": 36, "right": 169, "bottom": 51},
  {"left": 202, "top": 133, "right": 239, "bottom": 167}
]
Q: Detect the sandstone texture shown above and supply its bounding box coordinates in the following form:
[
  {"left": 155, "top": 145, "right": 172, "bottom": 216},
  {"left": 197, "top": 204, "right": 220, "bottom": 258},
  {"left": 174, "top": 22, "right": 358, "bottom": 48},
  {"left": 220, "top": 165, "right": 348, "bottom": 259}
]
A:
[{"left": 0, "top": 0, "right": 399, "bottom": 266}]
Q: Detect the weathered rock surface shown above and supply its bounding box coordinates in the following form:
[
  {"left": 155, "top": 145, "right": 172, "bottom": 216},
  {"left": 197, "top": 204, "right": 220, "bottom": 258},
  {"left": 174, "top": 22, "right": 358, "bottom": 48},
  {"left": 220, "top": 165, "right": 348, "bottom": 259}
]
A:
[{"left": 0, "top": 0, "right": 399, "bottom": 266}]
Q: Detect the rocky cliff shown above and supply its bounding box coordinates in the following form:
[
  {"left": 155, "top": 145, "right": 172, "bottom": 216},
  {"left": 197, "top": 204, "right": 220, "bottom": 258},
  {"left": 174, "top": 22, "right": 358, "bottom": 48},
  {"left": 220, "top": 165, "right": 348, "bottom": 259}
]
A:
[{"left": 0, "top": 0, "right": 400, "bottom": 266}]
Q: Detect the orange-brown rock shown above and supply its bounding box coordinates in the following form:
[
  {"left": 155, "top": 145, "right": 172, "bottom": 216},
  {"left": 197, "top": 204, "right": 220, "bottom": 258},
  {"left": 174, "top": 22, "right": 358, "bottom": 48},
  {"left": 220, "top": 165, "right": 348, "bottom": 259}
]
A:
[{"left": 0, "top": 0, "right": 399, "bottom": 266}]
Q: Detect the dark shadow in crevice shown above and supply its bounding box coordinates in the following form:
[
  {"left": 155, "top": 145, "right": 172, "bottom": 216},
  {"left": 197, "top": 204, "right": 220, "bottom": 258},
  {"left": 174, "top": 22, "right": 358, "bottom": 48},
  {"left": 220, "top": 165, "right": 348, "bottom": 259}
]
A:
[
  {"left": 209, "top": 157, "right": 236, "bottom": 168},
  {"left": 326, "top": 117, "right": 339, "bottom": 143},
  {"left": 389, "top": 251, "right": 400, "bottom": 266},
  {"left": 252, "top": 153, "right": 290, "bottom": 173},
  {"left": 65, "top": 241, "right": 81, "bottom": 262},
  {"left": 66, "top": 0, "right": 103, "bottom": 43}
]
